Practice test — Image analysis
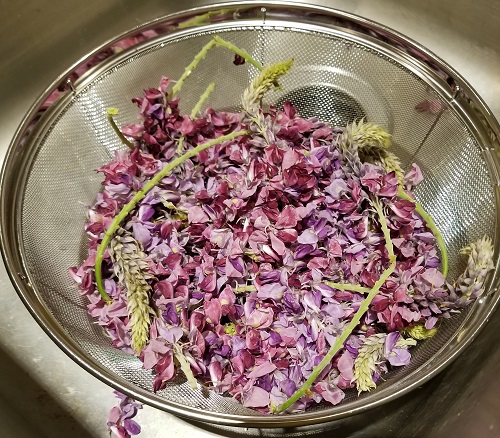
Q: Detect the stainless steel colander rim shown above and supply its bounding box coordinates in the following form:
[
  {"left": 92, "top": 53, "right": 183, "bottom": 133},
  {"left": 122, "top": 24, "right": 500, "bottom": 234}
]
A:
[{"left": 1, "top": 1, "right": 499, "bottom": 427}]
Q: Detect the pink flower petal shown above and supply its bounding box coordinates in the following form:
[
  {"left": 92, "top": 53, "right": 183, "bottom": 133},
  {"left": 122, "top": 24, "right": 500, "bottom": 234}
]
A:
[
  {"left": 247, "top": 361, "right": 277, "bottom": 379},
  {"left": 242, "top": 386, "right": 270, "bottom": 408},
  {"left": 246, "top": 307, "right": 274, "bottom": 329},
  {"left": 275, "top": 205, "right": 298, "bottom": 229},
  {"left": 188, "top": 206, "right": 210, "bottom": 223}
]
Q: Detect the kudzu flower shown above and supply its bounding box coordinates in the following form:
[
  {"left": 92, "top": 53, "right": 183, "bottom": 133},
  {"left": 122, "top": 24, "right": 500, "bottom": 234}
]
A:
[
  {"left": 107, "top": 391, "right": 142, "bottom": 438},
  {"left": 70, "top": 61, "right": 493, "bottom": 415},
  {"left": 447, "top": 236, "right": 494, "bottom": 306}
]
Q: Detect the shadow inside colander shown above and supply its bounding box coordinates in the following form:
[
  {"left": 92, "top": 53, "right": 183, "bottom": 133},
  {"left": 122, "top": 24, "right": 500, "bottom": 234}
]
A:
[{"left": 276, "top": 85, "right": 366, "bottom": 127}]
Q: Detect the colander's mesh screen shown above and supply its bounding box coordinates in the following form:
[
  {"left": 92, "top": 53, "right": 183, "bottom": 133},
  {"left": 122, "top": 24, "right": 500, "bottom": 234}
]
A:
[{"left": 20, "top": 26, "right": 495, "bottom": 416}]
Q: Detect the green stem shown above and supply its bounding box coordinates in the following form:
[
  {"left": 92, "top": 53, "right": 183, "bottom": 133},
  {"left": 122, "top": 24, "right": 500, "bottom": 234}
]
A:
[
  {"left": 173, "top": 344, "right": 198, "bottom": 390},
  {"left": 213, "top": 36, "right": 264, "bottom": 71},
  {"left": 324, "top": 281, "right": 371, "bottom": 294},
  {"left": 94, "top": 130, "right": 247, "bottom": 302},
  {"left": 176, "top": 136, "right": 185, "bottom": 156},
  {"left": 372, "top": 199, "right": 395, "bottom": 261},
  {"left": 171, "top": 39, "right": 217, "bottom": 97},
  {"left": 273, "top": 200, "right": 396, "bottom": 414},
  {"left": 172, "top": 37, "right": 264, "bottom": 99},
  {"left": 235, "top": 285, "right": 257, "bottom": 293},
  {"left": 190, "top": 82, "right": 216, "bottom": 118},
  {"left": 107, "top": 108, "right": 134, "bottom": 150},
  {"left": 397, "top": 186, "right": 448, "bottom": 277}
]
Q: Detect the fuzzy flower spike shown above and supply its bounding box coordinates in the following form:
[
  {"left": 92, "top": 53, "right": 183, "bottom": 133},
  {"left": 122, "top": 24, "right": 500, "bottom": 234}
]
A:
[{"left": 109, "top": 230, "right": 156, "bottom": 354}]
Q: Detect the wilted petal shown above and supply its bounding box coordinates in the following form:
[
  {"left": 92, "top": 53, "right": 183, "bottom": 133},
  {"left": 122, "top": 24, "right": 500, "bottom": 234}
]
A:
[
  {"left": 188, "top": 206, "right": 210, "bottom": 223},
  {"left": 297, "top": 229, "right": 319, "bottom": 245},
  {"left": 337, "top": 351, "right": 354, "bottom": 381},
  {"left": 420, "top": 268, "right": 445, "bottom": 287},
  {"left": 404, "top": 163, "right": 424, "bottom": 187},
  {"left": 246, "top": 307, "right": 274, "bottom": 329},
  {"left": 313, "top": 382, "right": 345, "bottom": 405},
  {"left": 325, "top": 179, "right": 348, "bottom": 200},
  {"left": 204, "top": 299, "right": 222, "bottom": 324},
  {"left": 242, "top": 386, "right": 270, "bottom": 408},
  {"left": 269, "top": 233, "right": 286, "bottom": 256},
  {"left": 387, "top": 347, "right": 412, "bottom": 366},
  {"left": 247, "top": 361, "right": 277, "bottom": 379},
  {"left": 257, "top": 283, "right": 286, "bottom": 300},
  {"left": 294, "top": 244, "right": 315, "bottom": 259},
  {"left": 276, "top": 228, "right": 298, "bottom": 243},
  {"left": 275, "top": 205, "right": 298, "bottom": 229}
]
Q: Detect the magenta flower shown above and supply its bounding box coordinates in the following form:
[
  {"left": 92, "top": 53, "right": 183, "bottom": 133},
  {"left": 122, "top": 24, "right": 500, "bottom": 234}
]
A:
[{"left": 107, "top": 391, "right": 142, "bottom": 438}]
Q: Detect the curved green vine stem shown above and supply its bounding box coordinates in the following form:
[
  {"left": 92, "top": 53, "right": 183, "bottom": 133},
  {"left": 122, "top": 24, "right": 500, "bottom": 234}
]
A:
[
  {"left": 107, "top": 108, "right": 134, "bottom": 150},
  {"left": 171, "top": 37, "right": 264, "bottom": 98},
  {"left": 94, "top": 130, "right": 247, "bottom": 302},
  {"left": 273, "top": 199, "right": 396, "bottom": 414},
  {"left": 213, "top": 36, "right": 264, "bottom": 71},
  {"left": 171, "top": 39, "right": 217, "bottom": 97},
  {"left": 190, "top": 82, "right": 216, "bottom": 118},
  {"left": 397, "top": 186, "right": 448, "bottom": 277}
]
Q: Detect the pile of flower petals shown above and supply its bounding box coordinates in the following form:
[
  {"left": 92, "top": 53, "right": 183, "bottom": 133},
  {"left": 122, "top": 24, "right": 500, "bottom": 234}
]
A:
[{"left": 71, "top": 77, "right": 458, "bottom": 413}]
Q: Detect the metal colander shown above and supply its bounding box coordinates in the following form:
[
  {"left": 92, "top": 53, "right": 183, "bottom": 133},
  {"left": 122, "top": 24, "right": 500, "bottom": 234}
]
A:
[{"left": 1, "top": 2, "right": 499, "bottom": 428}]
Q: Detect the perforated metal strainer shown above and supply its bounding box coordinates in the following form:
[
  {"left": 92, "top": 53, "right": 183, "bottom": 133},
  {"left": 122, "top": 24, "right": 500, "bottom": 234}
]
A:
[{"left": 1, "top": 2, "right": 499, "bottom": 427}]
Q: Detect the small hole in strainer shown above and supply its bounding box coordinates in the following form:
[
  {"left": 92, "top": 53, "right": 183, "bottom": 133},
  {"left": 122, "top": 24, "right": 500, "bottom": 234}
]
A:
[{"left": 276, "top": 85, "right": 366, "bottom": 126}]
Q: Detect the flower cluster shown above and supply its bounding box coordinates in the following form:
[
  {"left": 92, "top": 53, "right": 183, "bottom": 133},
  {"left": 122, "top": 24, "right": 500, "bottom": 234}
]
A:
[
  {"left": 71, "top": 69, "right": 494, "bottom": 414},
  {"left": 107, "top": 391, "right": 142, "bottom": 438},
  {"left": 110, "top": 231, "right": 156, "bottom": 354}
]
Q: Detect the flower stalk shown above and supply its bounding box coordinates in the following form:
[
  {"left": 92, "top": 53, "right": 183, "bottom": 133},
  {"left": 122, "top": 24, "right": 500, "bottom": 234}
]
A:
[
  {"left": 273, "top": 198, "right": 396, "bottom": 413},
  {"left": 324, "top": 281, "right": 371, "bottom": 294},
  {"left": 213, "top": 36, "right": 264, "bottom": 71},
  {"left": 397, "top": 186, "right": 448, "bottom": 277},
  {"left": 353, "top": 333, "right": 386, "bottom": 393},
  {"left": 190, "top": 81, "right": 216, "bottom": 118},
  {"left": 171, "top": 39, "right": 217, "bottom": 97},
  {"left": 171, "top": 36, "right": 264, "bottom": 98},
  {"left": 242, "top": 59, "right": 294, "bottom": 116},
  {"left": 341, "top": 119, "right": 448, "bottom": 278},
  {"left": 110, "top": 231, "right": 155, "bottom": 354},
  {"left": 454, "top": 236, "right": 494, "bottom": 300},
  {"left": 107, "top": 108, "right": 134, "bottom": 150}
]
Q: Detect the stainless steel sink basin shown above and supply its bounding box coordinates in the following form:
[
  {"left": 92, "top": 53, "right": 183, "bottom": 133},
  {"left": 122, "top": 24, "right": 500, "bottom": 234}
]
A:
[{"left": 0, "top": 1, "right": 499, "bottom": 437}]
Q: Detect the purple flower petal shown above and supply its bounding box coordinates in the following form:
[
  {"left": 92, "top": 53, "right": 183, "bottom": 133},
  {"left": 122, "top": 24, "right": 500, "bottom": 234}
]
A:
[
  {"left": 188, "top": 206, "right": 210, "bottom": 223},
  {"left": 297, "top": 229, "right": 319, "bottom": 245},
  {"left": 313, "top": 382, "right": 345, "bottom": 405},
  {"left": 123, "top": 419, "right": 141, "bottom": 435},
  {"left": 246, "top": 307, "right": 274, "bottom": 329},
  {"left": 337, "top": 351, "right": 354, "bottom": 381},
  {"left": 275, "top": 205, "right": 299, "bottom": 229},
  {"left": 247, "top": 361, "right": 277, "bottom": 379},
  {"left": 242, "top": 386, "right": 270, "bottom": 408},
  {"left": 325, "top": 179, "right": 348, "bottom": 200}
]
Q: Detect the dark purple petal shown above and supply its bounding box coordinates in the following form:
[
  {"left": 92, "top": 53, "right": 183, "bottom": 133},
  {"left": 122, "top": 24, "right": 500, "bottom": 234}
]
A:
[{"left": 123, "top": 419, "right": 141, "bottom": 435}]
